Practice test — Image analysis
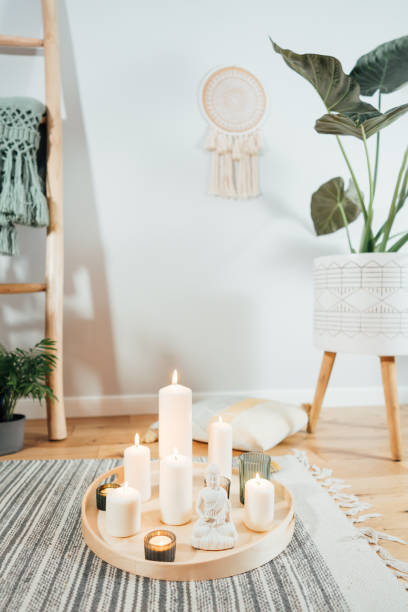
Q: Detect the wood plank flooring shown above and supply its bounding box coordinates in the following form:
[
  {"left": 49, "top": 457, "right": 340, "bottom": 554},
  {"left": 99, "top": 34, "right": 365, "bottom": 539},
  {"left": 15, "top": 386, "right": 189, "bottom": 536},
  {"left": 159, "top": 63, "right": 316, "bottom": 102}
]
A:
[{"left": 1, "top": 404, "right": 407, "bottom": 564}]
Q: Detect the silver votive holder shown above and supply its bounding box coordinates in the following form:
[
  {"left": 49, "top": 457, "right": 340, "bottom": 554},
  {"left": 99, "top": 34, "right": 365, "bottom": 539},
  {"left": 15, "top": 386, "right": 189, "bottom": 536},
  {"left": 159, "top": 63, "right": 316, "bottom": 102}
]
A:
[
  {"left": 96, "top": 482, "right": 121, "bottom": 511},
  {"left": 239, "top": 452, "right": 271, "bottom": 504},
  {"left": 144, "top": 529, "right": 176, "bottom": 562}
]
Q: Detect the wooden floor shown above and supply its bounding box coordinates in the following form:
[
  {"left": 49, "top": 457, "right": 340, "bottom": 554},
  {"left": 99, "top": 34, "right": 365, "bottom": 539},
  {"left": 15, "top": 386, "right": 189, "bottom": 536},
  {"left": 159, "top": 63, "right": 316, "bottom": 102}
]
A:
[{"left": 2, "top": 404, "right": 408, "bottom": 564}]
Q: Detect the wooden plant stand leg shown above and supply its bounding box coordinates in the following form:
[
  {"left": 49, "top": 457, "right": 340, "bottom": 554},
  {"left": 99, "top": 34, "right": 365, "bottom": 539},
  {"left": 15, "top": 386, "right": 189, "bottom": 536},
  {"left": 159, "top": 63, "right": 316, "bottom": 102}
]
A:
[
  {"left": 307, "top": 351, "right": 337, "bottom": 434},
  {"left": 380, "top": 356, "right": 402, "bottom": 461}
]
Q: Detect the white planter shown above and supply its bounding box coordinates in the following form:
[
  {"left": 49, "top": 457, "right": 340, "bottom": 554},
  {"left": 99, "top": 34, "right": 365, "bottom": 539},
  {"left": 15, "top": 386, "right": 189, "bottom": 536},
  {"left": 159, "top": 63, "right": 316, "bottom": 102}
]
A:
[{"left": 313, "top": 253, "right": 408, "bottom": 356}]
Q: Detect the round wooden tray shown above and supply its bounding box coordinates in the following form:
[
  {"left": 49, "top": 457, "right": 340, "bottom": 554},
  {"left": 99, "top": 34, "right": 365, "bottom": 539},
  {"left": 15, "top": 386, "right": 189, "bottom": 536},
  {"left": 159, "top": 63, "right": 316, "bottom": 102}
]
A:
[{"left": 81, "top": 462, "right": 294, "bottom": 581}]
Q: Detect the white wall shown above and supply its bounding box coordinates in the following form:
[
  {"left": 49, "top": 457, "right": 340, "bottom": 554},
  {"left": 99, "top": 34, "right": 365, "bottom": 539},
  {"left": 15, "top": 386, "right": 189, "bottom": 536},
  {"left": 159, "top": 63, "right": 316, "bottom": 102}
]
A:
[{"left": 0, "top": 0, "right": 407, "bottom": 415}]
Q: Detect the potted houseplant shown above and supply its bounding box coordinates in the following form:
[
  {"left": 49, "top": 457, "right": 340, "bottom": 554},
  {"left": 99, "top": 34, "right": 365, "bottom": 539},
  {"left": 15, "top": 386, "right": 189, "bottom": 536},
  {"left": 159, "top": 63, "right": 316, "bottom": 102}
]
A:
[
  {"left": 272, "top": 36, "right": 408, "bottom": 356},
  {"left": 0, "top": 338, "right": 57, "bottom": 455}
]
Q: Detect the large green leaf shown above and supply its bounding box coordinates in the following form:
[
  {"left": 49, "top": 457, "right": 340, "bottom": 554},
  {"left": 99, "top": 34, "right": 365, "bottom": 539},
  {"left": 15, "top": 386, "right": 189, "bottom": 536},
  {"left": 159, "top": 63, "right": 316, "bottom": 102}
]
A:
[
  {"left": 350, "top": 36, "right": 408, "bottom": 96},
  {"left": 315, "top": 104, "right": 408, "bottom": 139},
  {"left": 311, "top": 177, "right": 361, "bottom": 235},
  {"left": 271, "top": 40, "right": 377, "bottom": 114}
]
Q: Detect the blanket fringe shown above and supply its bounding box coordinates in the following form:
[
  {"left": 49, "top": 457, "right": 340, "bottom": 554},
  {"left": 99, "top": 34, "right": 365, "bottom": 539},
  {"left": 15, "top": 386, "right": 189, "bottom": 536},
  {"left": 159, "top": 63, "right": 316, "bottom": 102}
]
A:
[
  {"left": 0, "top": 99, "right": 48, "bottom": 255},
  {"left": 292, "top": 448, "right": 408, "bottom": 588}
]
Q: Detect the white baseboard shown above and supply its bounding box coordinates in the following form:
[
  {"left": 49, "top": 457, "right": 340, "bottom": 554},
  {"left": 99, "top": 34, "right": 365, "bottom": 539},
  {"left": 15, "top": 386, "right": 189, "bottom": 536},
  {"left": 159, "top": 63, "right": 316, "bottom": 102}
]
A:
[{"left": 18, "top": 386, "right": 408, "bottom": 419}]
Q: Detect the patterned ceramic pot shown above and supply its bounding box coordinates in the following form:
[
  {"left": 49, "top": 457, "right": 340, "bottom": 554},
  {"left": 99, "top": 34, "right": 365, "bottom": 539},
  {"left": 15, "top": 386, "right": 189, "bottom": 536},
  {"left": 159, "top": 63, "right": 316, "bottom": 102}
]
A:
[{"left": 313, "top": 253, "right": 408, "bottom": 355}]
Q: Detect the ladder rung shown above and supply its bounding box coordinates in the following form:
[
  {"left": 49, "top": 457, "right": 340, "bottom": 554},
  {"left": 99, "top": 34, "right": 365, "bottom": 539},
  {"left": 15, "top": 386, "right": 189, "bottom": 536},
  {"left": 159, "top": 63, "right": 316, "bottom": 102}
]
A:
[
  {"left": 0, "top": 35, "right": 44, "bottom": 48},
  {"left": 0, "top": 283, "right": 46, "bottom": 294}
]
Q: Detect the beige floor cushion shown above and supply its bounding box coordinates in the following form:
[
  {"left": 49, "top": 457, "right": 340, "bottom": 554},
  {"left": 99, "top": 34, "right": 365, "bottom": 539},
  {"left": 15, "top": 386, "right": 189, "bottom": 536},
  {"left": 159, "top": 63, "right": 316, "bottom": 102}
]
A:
[{"left": 144, "top": 397, "right": 308, "bottom": 452}]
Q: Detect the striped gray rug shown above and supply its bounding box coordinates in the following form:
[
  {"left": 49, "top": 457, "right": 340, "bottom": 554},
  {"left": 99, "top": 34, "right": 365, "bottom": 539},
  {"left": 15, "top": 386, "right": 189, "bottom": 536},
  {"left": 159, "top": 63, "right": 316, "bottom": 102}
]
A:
[
  {"left": 0, "top": 457, "right": 404, "bottom": 612},
  {"left": 0, "top": 457, "right": 345, "bottom": 612}
]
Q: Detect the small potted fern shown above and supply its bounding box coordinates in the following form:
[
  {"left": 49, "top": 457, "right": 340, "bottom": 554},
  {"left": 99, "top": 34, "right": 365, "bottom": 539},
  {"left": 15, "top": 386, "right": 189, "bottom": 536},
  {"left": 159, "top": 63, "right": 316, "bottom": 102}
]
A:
[
  {"left": 272, "top": 36, "right": 408, "bottom": 355},
  {"left": 0, "top": 339, "right": 57, "bottom": 455}
]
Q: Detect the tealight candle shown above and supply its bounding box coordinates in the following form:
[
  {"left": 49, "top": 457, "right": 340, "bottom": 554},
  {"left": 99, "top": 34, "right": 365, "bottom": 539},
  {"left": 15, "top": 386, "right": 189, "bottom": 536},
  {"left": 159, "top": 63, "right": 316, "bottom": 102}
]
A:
[
  {"left": 149, "top": 535, "right": 172, "bottom": 546},
  {"left": 124, "top": 433, "right": 151, "bottom": 502},
  {"left": 244, "top": 473, "right": 275, "bottom": 532},
  {"left": 208, "top": 416, "right": 232, "bottom": 480},
  {"left": 159, "top": 370, "right": 192, "bottom": 459},
  {"left": 160, "top": 448, "right": 192, "bottom": 525},
  {"left": 106, "top": 482, "right": 141, "bottom": 537},
  {"left": 96, "top": 482, "right": 120, "bottom": 511},
  {"left": 144, "top": 529, "right": 176, "bottom": 562}
]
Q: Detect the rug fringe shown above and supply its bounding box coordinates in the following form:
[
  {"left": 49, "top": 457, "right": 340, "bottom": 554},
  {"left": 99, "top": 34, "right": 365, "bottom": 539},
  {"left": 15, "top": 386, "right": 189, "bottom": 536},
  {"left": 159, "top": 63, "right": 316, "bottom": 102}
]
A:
[{"left": 292, "top": 448, "right": 408, "bottom": 588}]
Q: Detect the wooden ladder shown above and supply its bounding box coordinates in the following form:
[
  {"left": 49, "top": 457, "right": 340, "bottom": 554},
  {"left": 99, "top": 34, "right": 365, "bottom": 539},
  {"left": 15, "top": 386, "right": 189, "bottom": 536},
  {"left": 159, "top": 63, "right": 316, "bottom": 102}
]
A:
[{"left": 0, "top": 0, "right": 67, "bottom": 440}]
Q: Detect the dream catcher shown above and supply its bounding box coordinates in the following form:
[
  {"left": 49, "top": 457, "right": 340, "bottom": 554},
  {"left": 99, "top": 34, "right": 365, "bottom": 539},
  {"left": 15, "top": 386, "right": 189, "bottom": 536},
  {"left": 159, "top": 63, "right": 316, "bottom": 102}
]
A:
[{"left": 200, "top": 66, "right": 267, "bottom": 200}]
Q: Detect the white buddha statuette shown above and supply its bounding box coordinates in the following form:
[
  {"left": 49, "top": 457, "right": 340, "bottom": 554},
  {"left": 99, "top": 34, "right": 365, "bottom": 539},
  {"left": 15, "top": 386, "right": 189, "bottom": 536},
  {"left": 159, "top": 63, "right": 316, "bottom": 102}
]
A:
[{"left": 192, "top": 464, "right": 237, "bottom": 551}]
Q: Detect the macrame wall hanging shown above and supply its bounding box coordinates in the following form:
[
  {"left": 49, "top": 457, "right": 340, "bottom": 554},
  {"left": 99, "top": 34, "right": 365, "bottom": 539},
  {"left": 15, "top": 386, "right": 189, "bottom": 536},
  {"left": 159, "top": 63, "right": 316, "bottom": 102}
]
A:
[
  {"left": 0, "top": 97, "right": 48, "bottom": 256},
  {"left": 200, "top": 66, "right": 267, "bottom": 200}
]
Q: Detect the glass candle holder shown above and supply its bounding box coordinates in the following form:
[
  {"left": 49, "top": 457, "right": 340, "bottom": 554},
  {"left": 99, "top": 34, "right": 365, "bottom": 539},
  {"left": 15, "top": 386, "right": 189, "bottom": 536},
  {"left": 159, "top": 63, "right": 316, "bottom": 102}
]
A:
[
  {"left": 96, "top": 482, "right": 121, "bottom": 511},
  {"left": 239, "top": 452, "right": 271, "bottom": 504},
  {"left": 144, "top": 529, "right": 176, "bottom": 562},
  {"left": 204, "top": 474, "right": 231, "bottom": 498}
]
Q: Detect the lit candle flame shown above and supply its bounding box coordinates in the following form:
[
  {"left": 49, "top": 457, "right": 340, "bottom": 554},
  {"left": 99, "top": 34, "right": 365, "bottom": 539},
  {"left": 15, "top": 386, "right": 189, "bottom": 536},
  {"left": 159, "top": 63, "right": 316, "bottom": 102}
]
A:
[
  {"left": 173, "top": 447, "right": 179, "bottom": 460},
  {"left": 218, "top": 416, "right": 223, "bottom": 423},
  {"left": 135, "top": 433, "right": 140, "bottom": 446},
  {"left": 255, "top": 473, "right": 260, "bottom": 484},
  {"left": 123, "top": 481, "right": 128, "bottom": 489},
  {"left": 172, "top": 369, "right": 178, "bottom": 384}
]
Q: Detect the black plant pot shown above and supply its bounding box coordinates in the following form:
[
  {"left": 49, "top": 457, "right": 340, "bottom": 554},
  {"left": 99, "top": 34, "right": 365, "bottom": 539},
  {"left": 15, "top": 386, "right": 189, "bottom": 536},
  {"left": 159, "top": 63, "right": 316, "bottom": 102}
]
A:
[{"left": 0, "top": 414, "right": 26, "bottom": 456}]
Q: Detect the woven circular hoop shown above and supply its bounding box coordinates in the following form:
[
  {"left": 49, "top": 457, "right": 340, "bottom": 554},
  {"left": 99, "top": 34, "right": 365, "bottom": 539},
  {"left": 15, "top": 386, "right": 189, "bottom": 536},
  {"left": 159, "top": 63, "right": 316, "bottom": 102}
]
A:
[{"left": 201, "top": 66, "right": 267, "bottom": 135}]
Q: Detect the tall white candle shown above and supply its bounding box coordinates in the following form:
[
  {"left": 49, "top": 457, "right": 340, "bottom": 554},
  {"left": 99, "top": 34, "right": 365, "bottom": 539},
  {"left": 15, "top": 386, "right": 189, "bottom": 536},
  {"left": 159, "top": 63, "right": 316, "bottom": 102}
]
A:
[
  {"left": 208, "top": 416, "right": 232, "bottom": 480},
  {"left": 160, "top": 448, "right": 192, "bottom": 525},
  {"left": 106, "top": 483, "right": 141, "bottom": 537},
  {"left": 124, "top": 433, "right": 151, "bottom": 502},
  {"left": 159, "top": 370, "right": 192, "bottom": 459},
  {"left": 244, "top": 473, "right": 275, "bottom": 532}
]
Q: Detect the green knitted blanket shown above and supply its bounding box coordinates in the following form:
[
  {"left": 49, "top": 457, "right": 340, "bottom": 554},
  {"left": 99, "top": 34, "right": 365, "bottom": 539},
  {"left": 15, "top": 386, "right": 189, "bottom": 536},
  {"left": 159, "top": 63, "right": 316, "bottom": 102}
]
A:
[{"left": 0, "top": 97, "right": 48, "bottom": 256}]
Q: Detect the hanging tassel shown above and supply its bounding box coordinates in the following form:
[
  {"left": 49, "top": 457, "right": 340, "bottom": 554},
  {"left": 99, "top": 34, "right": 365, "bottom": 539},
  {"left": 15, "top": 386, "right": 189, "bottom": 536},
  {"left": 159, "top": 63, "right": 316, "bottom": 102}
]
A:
[
  {"left": 205, "top": 127, "right": 262, "bottom": 199},
  {"left": 12, "top": 151, "right": 30, "bottom": 225},
  {"left": 0, "top": 223, "right": 18, "bottom": 256},
  {"left": 0, "top": 149, "right": 14, "bottom": 216},
  {"left": 236, "top": 136, "right": 251, "bottom": 199},
  {"left": 222, "top": 135, "right": 236, "bottom": 198},
  {"left": 248, "top": 131, "right": 261, "bottom": 197},
  {"left": 209, "top": 151, "right": 219, "bottom": 196},
  {"left": 231, "top": 135, "right": 241, "bottom": 162},
  {"left": 205, "top": 127, "right": 217, "bottom": 151},
  {"left": 206, "top": 128, "right": 219, "bottom": 196},
  {"left": 224, "top": 151, "right": 236, "bottom": 198},
  {"left": 234, "top": 135, "right": 247, "bottom": 199},
  {"left": 0, "top": 148, "right": 48, "bottom": 228},
  {"left": 26, "top": 155, "right": 49, "bottom": 227},
  {"left": 216, "top": 132, "right": 236, "bottom": 199}
]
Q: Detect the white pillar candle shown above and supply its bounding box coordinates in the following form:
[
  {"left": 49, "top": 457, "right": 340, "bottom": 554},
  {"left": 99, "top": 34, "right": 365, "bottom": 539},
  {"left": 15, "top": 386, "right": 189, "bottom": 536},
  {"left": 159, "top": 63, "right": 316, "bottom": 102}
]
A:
[
  {"left": 159, "top": 370, "right": 192, "bottom": 459},
  {"left": 124, "top": 433, "right": 151, "bottom": 502},
  {"left": 208, "top": 416, "right": 232, "bottom": 480},
  {"left": 160, "top": 448, "right": 192, "bottom": 525},
  {"left": 244, "top": 473, "right": 275, "bottom": 532},
  {"left": 106, "top": 483, "right": 141, "bottom": 537}
]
